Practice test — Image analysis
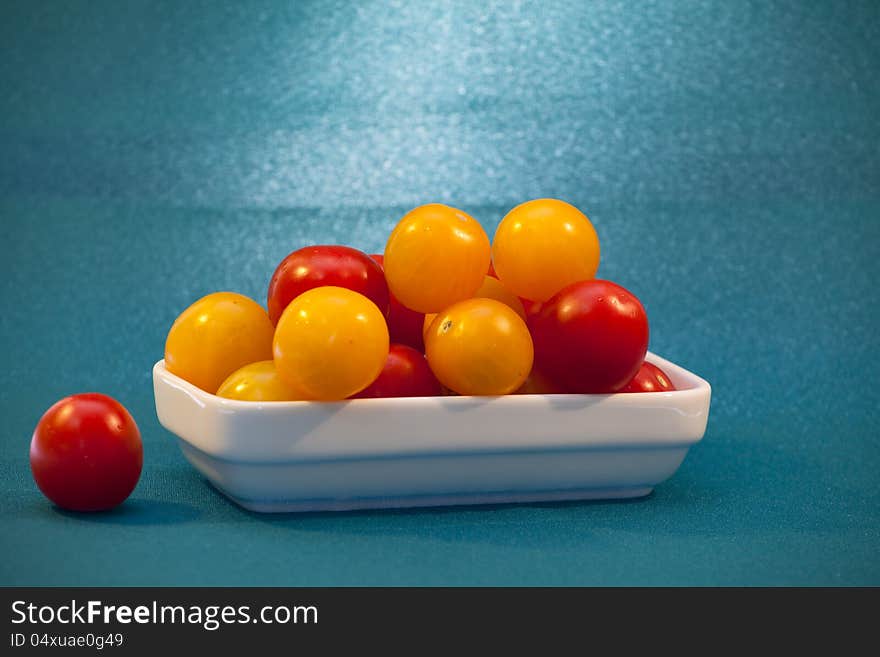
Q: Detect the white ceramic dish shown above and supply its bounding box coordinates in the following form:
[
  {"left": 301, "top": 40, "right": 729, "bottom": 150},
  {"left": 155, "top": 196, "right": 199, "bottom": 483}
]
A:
[{"left": 153, "top": 352, "right": 711, "bottom": 513}]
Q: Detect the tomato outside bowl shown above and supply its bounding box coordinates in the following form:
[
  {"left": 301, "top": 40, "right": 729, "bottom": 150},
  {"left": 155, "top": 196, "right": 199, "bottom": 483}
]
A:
[{"left": 152, "top": 352, "right": 711, "bottom": 513}]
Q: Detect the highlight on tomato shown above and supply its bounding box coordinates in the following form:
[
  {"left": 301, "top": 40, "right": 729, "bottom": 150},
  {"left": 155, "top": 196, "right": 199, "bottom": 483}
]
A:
[
  {"left": 273, "top": 286, "right": 389, "bottom": 401},
  {"left": 528, "top": 279, "right": 648, "bottom": 393},
  {"left": 267, "top": 245, "right": 390, "bottom": 325},
  {"left": 384, "top": 203, "right": 491, "bottom": 313},
  {"left": 425, "top": 298, "right": 533, "bottom": 396}
]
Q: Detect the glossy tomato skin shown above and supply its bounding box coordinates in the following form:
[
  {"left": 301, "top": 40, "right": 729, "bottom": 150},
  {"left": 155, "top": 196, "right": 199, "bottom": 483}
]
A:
[
  {"left": 425, "top": 298, "right": 534, "bottom": 396},
  {"left": 30, "top": 393, "right": 143, "bottom": 512},
  {"left": 353, "top": 344, "right": 441, "bottom": 398},
  {"left": 492, "top": 198, "right": 600, "bottom": 302},
  {"left": 521, "top": 297, "right": 544, "bottom": 317},
  {"left": 370, "top": 254, "right": 425, "bottom": 351},
  {"left": 383, "top": 204, "right": 491, "bottom": 313},
  {"left": 472, "top": 275, "right": 527, "bottom": 319},
  {"left": 621, "top": 361, "right": 676, "bottom": 393},
  {"left": 267, "top": 245, "right": 390, "bottom": 325},
  {"left": 273, "top": 286, "right": 390, "bottom": 401},
  {"left": 165, "top": 292, "right": 275, "bottom": 394},
  {"left": 216, "top": 360, "right": 306, "bottom": 401},
  {"left": 529, "top": 279, "right": 649, "bottom": 394},
  {"left": 421, "top": 275, "right": 526, "bottom": 341}
]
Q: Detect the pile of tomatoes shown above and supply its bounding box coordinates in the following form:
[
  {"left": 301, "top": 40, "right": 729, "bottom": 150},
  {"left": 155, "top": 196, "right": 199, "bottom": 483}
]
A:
[{"left": 164, "top": 199, "right": 675, "bottom": 401}]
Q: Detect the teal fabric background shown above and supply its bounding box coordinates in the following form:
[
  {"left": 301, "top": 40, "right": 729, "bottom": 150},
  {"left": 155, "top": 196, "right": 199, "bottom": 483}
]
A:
[{"left": 1, "top": 1, "right": 878, "bottom": 585}]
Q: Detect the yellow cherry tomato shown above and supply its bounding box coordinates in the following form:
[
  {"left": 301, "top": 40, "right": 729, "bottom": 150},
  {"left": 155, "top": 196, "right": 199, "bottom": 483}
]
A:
[
  {"left": 273, "top": 286, "right": 389, "bottom": 401},
  {"left": 421, "top": 275, "right": 525, "bottom": 341},
  {"left": 423, "top": 313, "right": 437, "bottom": 342},
  {"left": 492, "top": 198, "right": 600, "bottom": 302},
  {"left": 216, "top": 361, "right": 306, "bottom": 401},
  {"left": 425, "top": 298, "right": 533, "bottom": 396},
  {"left": 165, "top": 292, "right": 275, "bottom": 393},
  {"left": 384, "top": 204, "right": 491, "bottom": 313},
  {"left": 472, "top": 275, "right": 526, "bottom": 319}
]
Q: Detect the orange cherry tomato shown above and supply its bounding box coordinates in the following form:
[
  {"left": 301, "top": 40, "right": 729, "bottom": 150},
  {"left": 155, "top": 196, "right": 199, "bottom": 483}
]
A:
[
  {"left": 273, "top": 286, "right": 389, "bottom": 401},
  {"left": 216, "top": 361, "right": 306, "bottom": 401},
  {"left": 423, "top": 312, "right": 438, "bottom": 342},
  {"left": 425, "top": 298, "right": 533, "bottom": 396},
  {"left": 421, "top": 275, "right": 526, "bottom": 341},
  {"left": 492, "top": 198, "right": 600, "bottom": 302},
  {"left": 384, "top": 204, "right": 491, "bottom": 313},
  {"left": 165, "top": 292, "right": 275, "bottom": 393},
  {"left": 472, "top": 275, "right": 526, "bottom": 319}
]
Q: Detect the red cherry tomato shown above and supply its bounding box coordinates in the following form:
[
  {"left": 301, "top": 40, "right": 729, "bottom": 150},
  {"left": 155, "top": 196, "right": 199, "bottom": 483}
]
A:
[
  {"left": 370, "top": 254, "right": 425, "bottom": 351},
  {"left": 621, "top": 361, "right": 676, "bottom": 393},
  {"left": 353, "top": 344, "right": 442, "bottom": 398},
  {"left": 522, "top": 297, "right": 543, "bottom": 317},
  {"left": 267, "top": 245, "right": 390, "bottom": 325},
  {"left": 528, "top": 279, "right": 649, "bottom": 393},
  {"left": 30, "top": 393, "right": 143, "bottom": 512}
]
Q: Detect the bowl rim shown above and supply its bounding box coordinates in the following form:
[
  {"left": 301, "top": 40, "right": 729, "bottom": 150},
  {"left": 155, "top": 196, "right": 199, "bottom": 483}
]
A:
[{"left": 153, "top": 351, "right": 711, "bottom": 412}]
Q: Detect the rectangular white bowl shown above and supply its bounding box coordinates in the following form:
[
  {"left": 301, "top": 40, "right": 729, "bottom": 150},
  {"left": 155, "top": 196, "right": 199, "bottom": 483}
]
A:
[{"left": 153, "top": 352, "right": 711, "bottom": 513}]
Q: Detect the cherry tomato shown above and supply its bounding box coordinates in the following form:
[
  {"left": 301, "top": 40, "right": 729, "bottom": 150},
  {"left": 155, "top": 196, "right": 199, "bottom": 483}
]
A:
[
  {"left": 216, "top": 361, "right": 307, "bottom": 401},
  {"left": 370, "top": 254, "right": 425, "bottom": 351},
  {"left": 273, "top": 286, "right": 389, "bottom": 400},
  {"left": 165, "top": 292, "right": 275, "bottom": 393},
  {"left": 529, "top": 279, "right": 649, "bottom": 393},
  {"left": 352, "top": 344, "right": 441, "bottom": 398},
  {"left": 421, "top": 275, "right": 526, "bottom": 341},
  {"left": 384, "top": 204, "right": 491, "bottom": 313},
  {"left": 515, "top": 369, "right": 567, "bottom": 394},
  {"left": 30, "top": 393, "right": 143, "bottom": 511},
  {"left": 267, "top": 245, "right": 390, "bottom": 325},
  {"left": 522, "top": 297, "right": 543, "bottom": 317},
  {"left": 425, "top": 298, "right": 533, "bottom": 396},
  {"left": 423, "top": 313, "right": 437, "bottom": 341},
  {"left": 472, "top": 275, "right": 526, "bottom": 319},
  {"left": 621, "top": 361, "right": 676, "bottom": 393},
  {"left": 492, "top": 198, "right": 600, "bottom": 302}
]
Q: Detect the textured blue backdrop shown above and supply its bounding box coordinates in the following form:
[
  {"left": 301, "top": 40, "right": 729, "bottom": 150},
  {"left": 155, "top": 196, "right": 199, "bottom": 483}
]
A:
[{"left": 1, "top": 0, "right": 878, "bottom": 585}]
